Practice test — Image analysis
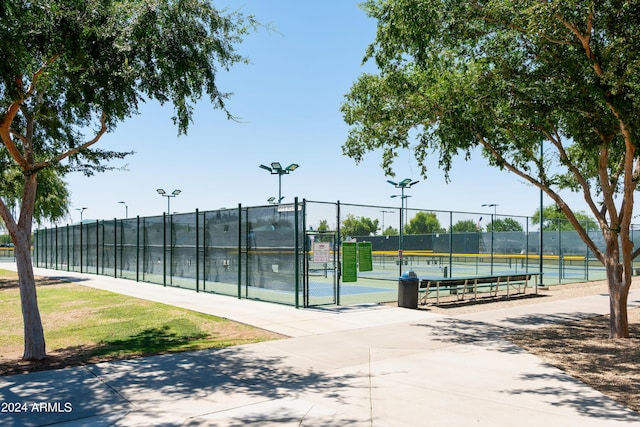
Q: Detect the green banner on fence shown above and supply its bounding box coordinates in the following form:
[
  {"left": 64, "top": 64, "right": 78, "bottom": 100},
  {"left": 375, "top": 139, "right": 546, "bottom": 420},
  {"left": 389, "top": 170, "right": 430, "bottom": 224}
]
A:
[
  {"left": 342, "top": 242, "right": 357, "bottom": 282},
  {"left": 358, "top": 242, "right": 373, "bottom": 272}
]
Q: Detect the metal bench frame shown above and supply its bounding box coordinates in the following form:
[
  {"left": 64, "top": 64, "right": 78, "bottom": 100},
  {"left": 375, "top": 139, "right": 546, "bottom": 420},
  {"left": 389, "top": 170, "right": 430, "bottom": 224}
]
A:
[{"left": 418, "top": 273, "right": 540, "bottom": 305}]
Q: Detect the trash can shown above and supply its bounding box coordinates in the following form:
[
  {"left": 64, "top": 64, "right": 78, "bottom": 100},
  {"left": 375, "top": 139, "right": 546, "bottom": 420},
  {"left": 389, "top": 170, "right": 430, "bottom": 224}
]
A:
[{"left": 398, "top": 271, "right": 419, "bottom": 309}]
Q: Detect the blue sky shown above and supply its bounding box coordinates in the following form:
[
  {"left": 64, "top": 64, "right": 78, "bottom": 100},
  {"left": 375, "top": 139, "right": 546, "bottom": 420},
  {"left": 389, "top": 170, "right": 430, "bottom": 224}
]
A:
[{"left": 62, "top": 0, "right": 595, "bottom": 228}]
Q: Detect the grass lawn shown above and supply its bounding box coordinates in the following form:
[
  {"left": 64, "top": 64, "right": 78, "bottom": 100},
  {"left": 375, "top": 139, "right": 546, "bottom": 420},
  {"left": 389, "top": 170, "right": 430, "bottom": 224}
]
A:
[{"left": 0, "top": 270, "right": 283, "bottom": 376}]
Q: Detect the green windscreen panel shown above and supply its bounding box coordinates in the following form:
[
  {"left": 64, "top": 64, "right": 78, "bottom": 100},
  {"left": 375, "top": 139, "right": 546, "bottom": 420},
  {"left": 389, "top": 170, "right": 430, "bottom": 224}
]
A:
[
  {"left": 358, "top": 242, "right": 373, "bottom": 272},
  {"left": 342, "top": 242, "right": 357, "bottom": 282}
]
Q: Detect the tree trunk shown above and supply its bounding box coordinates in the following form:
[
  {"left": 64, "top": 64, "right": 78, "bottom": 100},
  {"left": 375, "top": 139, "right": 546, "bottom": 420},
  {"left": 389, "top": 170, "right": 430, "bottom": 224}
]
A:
[
  {"left": 16, "top": 236, "right": 46, "bottom": 360},
  {"left": 12, "top": 173, "right": 46, "bottom": 361},
  {"left": 604, "top": 255, "right": 630, "bottom": 338}
]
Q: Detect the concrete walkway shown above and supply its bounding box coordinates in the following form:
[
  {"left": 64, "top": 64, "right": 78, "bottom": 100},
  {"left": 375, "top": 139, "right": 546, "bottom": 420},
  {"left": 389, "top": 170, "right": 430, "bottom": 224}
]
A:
[{"left": 1, "top": 264, "right": 639, "bottom": 426}]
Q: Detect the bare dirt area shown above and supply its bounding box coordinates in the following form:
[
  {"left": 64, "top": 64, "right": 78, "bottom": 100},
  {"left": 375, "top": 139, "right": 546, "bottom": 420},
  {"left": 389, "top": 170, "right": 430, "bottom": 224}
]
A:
[{"left": 424, "top": 279, "right": 640, "bottom": 414}]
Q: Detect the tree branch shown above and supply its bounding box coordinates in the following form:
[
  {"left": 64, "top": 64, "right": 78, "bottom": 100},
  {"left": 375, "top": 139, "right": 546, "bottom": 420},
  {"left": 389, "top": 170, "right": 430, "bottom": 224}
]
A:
[
  {"left": 537, "top": 125, "right": 603, "bottom": 224},
  {"left": 1, "top": 55, "right": 61, "bottom": 172},
  {"left": 476, "top": 132, "right": 605, "bottom": 262},
  {"left": 34, "top": 112, "right": 108, "bottom": 171},
  {"left": 555, "top": 10, "right": 604, "bottom": 76},
  {"left": 0, "top": 100, "right": 29, "bottom": 170}
]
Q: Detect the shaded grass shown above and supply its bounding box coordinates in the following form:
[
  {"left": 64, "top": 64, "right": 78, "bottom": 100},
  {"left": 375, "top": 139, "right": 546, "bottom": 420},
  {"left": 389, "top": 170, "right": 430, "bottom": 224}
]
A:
[{"left": 0, "top": 270, "right": 283, "bottom": 376}]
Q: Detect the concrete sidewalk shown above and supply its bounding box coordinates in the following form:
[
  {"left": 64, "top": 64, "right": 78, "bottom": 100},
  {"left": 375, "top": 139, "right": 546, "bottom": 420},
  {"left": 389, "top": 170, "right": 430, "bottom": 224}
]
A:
[{"left": 1, "top": 264, "right": 639, "bottom": 426}]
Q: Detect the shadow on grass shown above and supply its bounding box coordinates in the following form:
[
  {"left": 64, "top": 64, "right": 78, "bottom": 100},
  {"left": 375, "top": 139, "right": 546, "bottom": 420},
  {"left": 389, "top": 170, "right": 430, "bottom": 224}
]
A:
[
  {"left": 92, "top": 325, "right": 208, "bottom": 357},
  {"left": 0, "top": 275, "right": 89, "bottom": 290},
  {"left": 0, "top": 325, "right": 231, "bottom": 377}
]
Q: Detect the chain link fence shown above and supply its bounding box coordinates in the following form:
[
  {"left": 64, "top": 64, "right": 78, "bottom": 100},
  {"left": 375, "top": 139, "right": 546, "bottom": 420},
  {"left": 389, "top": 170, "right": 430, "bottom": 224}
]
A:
[{"left": 33, "top": 199, "right": 640, "bottom": 307}]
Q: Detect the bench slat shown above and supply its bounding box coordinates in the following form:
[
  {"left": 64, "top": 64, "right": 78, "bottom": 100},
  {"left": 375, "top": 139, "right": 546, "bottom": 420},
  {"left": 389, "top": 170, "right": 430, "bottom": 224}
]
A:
[{"left": 418, "top": 273, "right": 538, "bottom": 305}]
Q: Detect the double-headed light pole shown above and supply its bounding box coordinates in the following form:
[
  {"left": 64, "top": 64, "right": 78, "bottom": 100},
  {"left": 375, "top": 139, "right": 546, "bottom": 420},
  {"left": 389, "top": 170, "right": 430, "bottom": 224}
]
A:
[
  {"left": 388, "top": 178, "right": 419, "bottom": 275},
  {"left": 75, "top": 207, "right": 88, "bottom": 222},
  {"left": 259, "top": 162, "right": 299, "bottom": 204},
  {"left": 157, "top": 189, "right": 181, "bottom": 214}
]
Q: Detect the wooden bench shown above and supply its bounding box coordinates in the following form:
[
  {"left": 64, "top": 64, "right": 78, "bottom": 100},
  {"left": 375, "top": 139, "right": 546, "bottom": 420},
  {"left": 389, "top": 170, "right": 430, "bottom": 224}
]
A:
[{"left": 418, "top": 273, "right": 539, "bottom": 305}]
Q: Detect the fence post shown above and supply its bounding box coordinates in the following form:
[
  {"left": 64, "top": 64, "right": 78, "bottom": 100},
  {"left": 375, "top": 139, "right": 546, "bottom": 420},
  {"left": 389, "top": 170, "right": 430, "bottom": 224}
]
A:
[
  {"left": 196, "top": 209, "right": 200, "bottom": 293},
  {"left": 237, "top": 203, "right": 242, "bottom": 299},
  {"left": 136, "top": 216, "right": 140, "bottom": 282},
  {"left": 55, "top": 226, "right": 58, "bottom": 270},
  {"left": 449, "top": 211, "right": 453, "bottom": 277},
  {"left": 163, "top": 213, "right": 167, "bottom": 286},
  {"left": 101, "top": 221, "right": 105, "bottom": 275},
  {"left": 302, "top": 199, "right": 308, "bottom": 308},
  {"left": 96, "top": 219, "right": 100, "bottom": 276},
  {"left": 202, "top": 212, "right": 207, "bottom": 291},
  {"left": 79, "top": 220, "right": 83, "bottom": 273},
  {"left": 66, "top": 225, "right": 70, "bottom": 272},
  {"left": 336, "top": 200, "right": 341, "bottom": 306},
  {"left": 114, "top": 218, "right": 117, "bottom": 278},
  {"left": 294, "top": 197, "right": 300, "bottom": 309}
]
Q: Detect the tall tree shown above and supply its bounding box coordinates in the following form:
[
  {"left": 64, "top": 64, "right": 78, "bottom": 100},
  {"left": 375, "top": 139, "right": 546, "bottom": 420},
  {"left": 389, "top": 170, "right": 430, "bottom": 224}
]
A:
[
  {"left": 341, "top": 214, "right": 379, "bottom": 237},
  {"left": 404, "top": 211, "right": 442, "bottom": 234},
  {"left": 0, "top": 0, "right": 257, "bottom": 360},
  {"left": 382, "top": 226, "right": 399, "bottom": 236},
  {"left": 532, "top": 205, "right": 599, "bottom": 232},
  {"left": 317, "top": 219, "right": 330, "bottom": 232},
  {"left": 450, "top": 220, "right": 479, "bottom": 233},
  {"left": 342, "top": 0, "right": 640, "bottom": 337},
  {"left": 488, "top": 218, "right": 524, "bottom": 233}
]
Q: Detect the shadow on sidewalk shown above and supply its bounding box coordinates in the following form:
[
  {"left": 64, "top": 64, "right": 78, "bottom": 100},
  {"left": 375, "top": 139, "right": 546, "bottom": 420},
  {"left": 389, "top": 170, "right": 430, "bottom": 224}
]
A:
[
  {"left": 0, "top": 346, "right": 365, "bottom": 427},
  {"left": 411, "top": 316, "right": 640, "bottom": 421}
]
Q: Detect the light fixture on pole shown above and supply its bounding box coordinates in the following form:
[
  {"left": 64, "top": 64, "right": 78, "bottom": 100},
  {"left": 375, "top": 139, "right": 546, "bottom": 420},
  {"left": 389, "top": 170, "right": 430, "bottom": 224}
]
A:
[
  {"left": 118, "top": 201, "right": 128, "bottom": 219},
  {"left": 259, "top": 162, "right": 299, "bottom": 204},
  {"left": 388, "top": 178, "right": 419, "bottom": 275},
  {"left": 380, "top": 210, "right": 394, "bottom": 234},
  {"left": 481, "top": 203, "right": 499, "bottom": 275},
  {"left": 75, "top": 207, "right": 88, "bottom": 273},
  {"left": 156, "top": 189, "right": 181, "bottom": 214},
  {"left": 75, "top": 207, "right": 88, "bottom": 222}
]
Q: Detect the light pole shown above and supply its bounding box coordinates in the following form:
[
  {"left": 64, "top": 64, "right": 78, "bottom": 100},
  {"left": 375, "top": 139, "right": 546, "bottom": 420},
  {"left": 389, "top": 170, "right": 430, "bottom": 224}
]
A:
[
  {"left": 388, "top": 178, "right": 419, "bottom": 275},
  {"left": 539, "top": 142, "right": 544, "bottom": 289},
  {"left": 380, "top": 210, "right": 394, "bottom": 234},
  {"left": 118, "top": 201, "right": 128, "bottom": 219},
  {"left": 482, "top": 203, "right": 498, "bottom": 275},
  {"left": 75, "top": 207, "right": 88, "bottom": 222},
  {"left": 75, "top": 207, "right": 87, "bottom": 273},
  {"left": 259, "top": 162, "right": 299, "bottom": 204},
  {"left": 157, "top": 189, "right": 181, "bottom": 214}
]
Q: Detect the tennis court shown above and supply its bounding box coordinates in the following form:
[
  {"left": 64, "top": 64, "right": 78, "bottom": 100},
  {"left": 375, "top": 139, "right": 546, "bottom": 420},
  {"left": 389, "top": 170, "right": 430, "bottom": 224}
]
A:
[{"left": 33, "top": 199, "right": 631, "bottom": 308}]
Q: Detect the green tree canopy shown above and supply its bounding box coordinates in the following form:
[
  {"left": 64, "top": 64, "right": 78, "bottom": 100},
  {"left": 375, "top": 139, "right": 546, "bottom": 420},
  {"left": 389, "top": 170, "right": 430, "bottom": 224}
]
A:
[
  {"left": 404, "top": 211, "right": 443, "bottom": 234},
  {"left": 0, "top": 0, "right": 258, "bottom": 360},
  {"left": 488, "top": 218, "right": 524, "bottom": 233},
  {"left": 317, "top": 219, "right": 330, "bottom": 232},
  {"left": 342, "top": 0, "right": 640, "bottom": 337},
  {"left": 341, "top": 214, "right": 379, "bottom": 237},
  {"left": 0, "top": 166, "right": 70, "bottom": 225},
  {"left": 450, "top": 219, "right": 479, "bottom": 233},
  {"left": 382, "top": 226, "right": 398, "bottom": 236},
  {"left": 532, "top": 206, "right": 598, "bottom": 231}
]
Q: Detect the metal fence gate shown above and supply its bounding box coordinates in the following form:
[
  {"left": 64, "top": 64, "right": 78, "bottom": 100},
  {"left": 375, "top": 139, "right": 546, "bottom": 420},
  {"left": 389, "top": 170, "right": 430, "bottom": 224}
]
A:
[{"left": 303, "top": 230, "right": 339, "bottom": 306}]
